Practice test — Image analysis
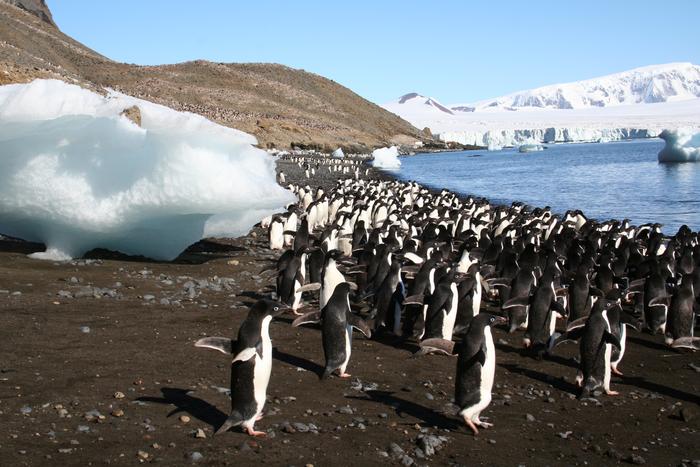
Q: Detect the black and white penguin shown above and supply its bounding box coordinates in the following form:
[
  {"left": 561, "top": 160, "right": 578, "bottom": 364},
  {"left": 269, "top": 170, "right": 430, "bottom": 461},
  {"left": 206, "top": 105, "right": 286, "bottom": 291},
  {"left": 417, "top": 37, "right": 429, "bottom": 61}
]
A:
[
  {"left": 269, "top": 215, "right": 285, "bottom": 250},
  {"left": 194, "top": 300, "right": 289, "bottom": 436},
  {"left": 454, "top": 313, "right": 507, "bottom": 435},
  {"left": 557, "top": 299, "right": 622, "bottom": 399},
  {"left": 656, "top": 274, "right": 699, "bottom": 349},
  {"left": 293, "top": 282, "right": 371, "bottom": 378},
  {"left": 277, "top": 247, "right": 309, "bottom": 312}
]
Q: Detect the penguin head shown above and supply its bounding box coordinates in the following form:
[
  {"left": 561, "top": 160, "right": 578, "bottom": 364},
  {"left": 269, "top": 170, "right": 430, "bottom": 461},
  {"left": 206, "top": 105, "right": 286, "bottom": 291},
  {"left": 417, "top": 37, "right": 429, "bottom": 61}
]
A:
[{"left": 250, "top": 299, "right": 292, "bottom": 318}]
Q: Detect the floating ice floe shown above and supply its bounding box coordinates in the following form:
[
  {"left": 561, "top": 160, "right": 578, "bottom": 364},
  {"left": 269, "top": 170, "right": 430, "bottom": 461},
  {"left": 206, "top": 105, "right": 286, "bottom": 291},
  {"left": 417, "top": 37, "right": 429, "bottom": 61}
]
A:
[
  {"left": 0, "top": 79, "right": 294, "bottom": 260},
  {"left": 332, "top": 147, "right": 344, "bottom": 158},
  {"left": 657, "top": 128, "right": 700, "bottom": 162},
  {"left": 371, "top": 146, "right": 401, "bottom": 169},
  {"left": 518, "top": 141, "right": 544, "bottom": 153}
]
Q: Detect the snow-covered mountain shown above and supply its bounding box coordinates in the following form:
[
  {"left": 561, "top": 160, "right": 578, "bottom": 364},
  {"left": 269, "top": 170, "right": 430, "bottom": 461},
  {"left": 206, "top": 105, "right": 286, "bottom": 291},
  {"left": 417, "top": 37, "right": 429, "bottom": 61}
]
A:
[{"left": 383, "top": 63, "right": 700, "bottom": 147}]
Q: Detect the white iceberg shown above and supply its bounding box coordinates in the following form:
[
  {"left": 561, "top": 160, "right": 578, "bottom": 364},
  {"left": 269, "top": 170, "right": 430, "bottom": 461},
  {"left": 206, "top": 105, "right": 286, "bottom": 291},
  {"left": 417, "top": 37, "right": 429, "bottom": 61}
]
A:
[
  {"left": 657, "top": 128, "right": 700, "bottom": 162},
  {"left": 0, "top": 79, "right": 294, "bottom": 260},
  {"left": 518, "top": 141, "right": 544, "bottom": 153},
  {"left": 371, "top": 146, "right": 401, "bottom": 169},
  {"left": 332, "top": 147, "right": 344, "bottom": 158}
]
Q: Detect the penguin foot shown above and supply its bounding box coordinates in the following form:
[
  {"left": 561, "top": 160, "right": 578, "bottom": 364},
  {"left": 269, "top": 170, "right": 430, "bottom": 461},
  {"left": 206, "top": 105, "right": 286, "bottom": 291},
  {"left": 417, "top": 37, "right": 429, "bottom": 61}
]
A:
[
  {"left": 476, "top": 419, "right": 493, "bottom": 429},
  {"left": 338, "top": 372, "right": 352, "bottom": 378},
  {"left": 611, "top": 366, "right": 624, "bottom": 376},
  {"left": 245, "top": 427, "right": 267, "bottom": 437},
  {"left": 256, "top": 413, "right": 264, "bottom": 421},
  {"left": 463, "top": 417, "right": 479, "bottom": 435},
  {"left": 605, "top": 389, "right": 619, "bottom": 396}
]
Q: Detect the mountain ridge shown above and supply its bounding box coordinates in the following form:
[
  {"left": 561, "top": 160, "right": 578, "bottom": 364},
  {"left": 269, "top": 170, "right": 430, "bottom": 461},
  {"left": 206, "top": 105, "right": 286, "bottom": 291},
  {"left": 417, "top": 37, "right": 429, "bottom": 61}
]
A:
[{"left": 0, "top": 1, "right": 421, "bottom": 149}]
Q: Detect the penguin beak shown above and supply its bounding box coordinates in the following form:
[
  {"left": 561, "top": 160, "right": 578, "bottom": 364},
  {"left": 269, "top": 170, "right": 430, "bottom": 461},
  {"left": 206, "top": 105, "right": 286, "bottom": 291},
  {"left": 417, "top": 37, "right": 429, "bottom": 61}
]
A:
[{"left": 494, "top": 316, "right": 508, "bottom": 326}]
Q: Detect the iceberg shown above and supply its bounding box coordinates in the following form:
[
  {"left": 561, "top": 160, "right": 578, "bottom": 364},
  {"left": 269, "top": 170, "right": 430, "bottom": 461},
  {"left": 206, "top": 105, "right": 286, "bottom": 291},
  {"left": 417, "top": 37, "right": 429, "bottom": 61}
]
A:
[
  {"left": 332, "top": 147, "right": 344, "bottom": 158},
  {"left": 658, "top": 128, "right": 700, "bottom": 162},
  {"left": 518, "top": 141, "right": 544, "bottom": 153},
  {"left": 0, "top": 79, "right": 294, "bottom": 260},
  {"left": 371, "top": 146, "right": 401, "bottom": 169}
]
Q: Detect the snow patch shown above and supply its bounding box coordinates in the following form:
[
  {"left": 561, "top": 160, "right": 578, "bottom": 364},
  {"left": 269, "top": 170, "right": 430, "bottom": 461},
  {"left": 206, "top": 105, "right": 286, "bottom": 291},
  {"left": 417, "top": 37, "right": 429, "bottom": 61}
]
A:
[
  {"left": 658, "top": 128, "right": 700, "bottom": 163},
  {"left": 371, "top": 146, "right": 401, "bottom": 170},
  {"left": 0, "top": 79, "right": 294, "bottom": 260}
]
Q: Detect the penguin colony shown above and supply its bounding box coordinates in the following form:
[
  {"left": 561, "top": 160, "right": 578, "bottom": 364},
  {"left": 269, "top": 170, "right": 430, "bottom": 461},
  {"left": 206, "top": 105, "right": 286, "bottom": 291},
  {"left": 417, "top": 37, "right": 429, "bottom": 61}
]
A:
[{"left": 198, "top": 156, "right": 699, "bottom": 437}]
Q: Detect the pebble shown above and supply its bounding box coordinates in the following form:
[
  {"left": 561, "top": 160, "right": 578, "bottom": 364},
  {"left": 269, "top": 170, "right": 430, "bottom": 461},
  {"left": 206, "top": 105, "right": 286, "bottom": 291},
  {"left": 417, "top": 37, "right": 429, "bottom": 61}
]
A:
[
  {"left": 526, "top": 413, "right": 536, "bottom": 422},
  {"left": 77, "top": 425, "right": 91, "bottom": 433},
  {"left": 338, "top": 405, "right": 354, "bottom": 415},
  {"left": 80, "top": 326, "right": 91, "bottom": 334},
  {"left": 628, "top": 454, "right": 646, "bottom": 465},
  {"left": 194, "top": 428, "right": 206, "bottom": 439},
  {"left": 292, "top": 422, "right": 310, "bottom": 433},
  {"left": 143, "top": 294, "right": 155, "bottom": 301},
  {"left": 179, "top": 415, "right": 191, "bottom": 423},
  {"left": 189, "top": 452, "right": 204, "bottom": 462},
  {"left": 114, "top": 391, "right": 125, "bottom": 399},
  {"left": 137, "top": 450, "right": 149, "bottom": 460},
  {"left": 111, "top": 409, "right": 124, "bottom": 417},
  {"left": 20, "top": 406, "right": 32, "bottom": 415},
  {"left": 681, "top": 406, "right": 696, "bottom": 423}
]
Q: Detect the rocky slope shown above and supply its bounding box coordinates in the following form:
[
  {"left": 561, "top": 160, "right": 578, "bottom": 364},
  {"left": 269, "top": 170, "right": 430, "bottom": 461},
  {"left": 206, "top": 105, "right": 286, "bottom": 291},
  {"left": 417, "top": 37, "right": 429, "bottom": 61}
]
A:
[{"left": 0, "top": 0, "right": 421, "bottom": 149}]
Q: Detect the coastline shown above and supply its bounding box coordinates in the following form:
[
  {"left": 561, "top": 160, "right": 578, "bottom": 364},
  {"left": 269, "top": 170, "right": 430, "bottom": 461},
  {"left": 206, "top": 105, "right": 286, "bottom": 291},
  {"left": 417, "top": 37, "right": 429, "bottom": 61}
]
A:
[{"left": 1, "top": 154, "right": 698, "bottom": 465}]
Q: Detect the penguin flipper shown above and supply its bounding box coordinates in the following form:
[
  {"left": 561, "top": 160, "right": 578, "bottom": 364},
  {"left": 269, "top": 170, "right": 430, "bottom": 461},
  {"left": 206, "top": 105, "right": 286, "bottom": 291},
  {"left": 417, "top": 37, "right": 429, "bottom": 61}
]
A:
[
  {"left": 232, "top": 347, "right": 258, "bottom": 363},
  {"left": 418, "top": 338, "right": 455, "bottom": 355},
  {"left": 603, "top": 331, "right": 622, "bottom": 350},
  {"left": 403, "top": 294, "right": 425, "bottom": 306},
  {"left": 670, "top": 337, "right": 700, "bottom": 350},
  {"left": 292, "top": 311, "right": 322, "bottom": 327},
  {"left": 215, "top": 413, "right": 245, "bottom": 435},
  {"left": 347, "top": 313, "right": 372, "bottom": 338},
  {"left": 566, "top": 317, "right": 588, "bottom": 332},
  {"left": 296, "top": 282, "right": 321, "bottom": 293},
  {"left": 502, "top": 295, "right": 530, "bottom": 309},
  {"left": 195, "top": 337, "right": 234, "bottom": 355}
]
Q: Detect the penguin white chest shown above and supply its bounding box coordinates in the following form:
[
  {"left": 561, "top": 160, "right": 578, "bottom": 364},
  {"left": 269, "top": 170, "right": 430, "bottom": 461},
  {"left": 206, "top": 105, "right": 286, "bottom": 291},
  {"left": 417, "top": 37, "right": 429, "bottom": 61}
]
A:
[
  {"left": 481, "top": 327, "right": 496, "bottom": 395},
  {"left": 442, "top": 283, "right": 459, "bottom": 340},
  {"left": 253, "top": 316, "right": 273, "bottom": 412}
]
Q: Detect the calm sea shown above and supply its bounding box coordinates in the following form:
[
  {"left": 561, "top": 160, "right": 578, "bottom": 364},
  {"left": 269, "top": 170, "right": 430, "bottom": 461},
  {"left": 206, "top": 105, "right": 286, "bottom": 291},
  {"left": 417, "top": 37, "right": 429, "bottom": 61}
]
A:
[{"left": 395, "top": 140, "right": 700, "bottom": 234}]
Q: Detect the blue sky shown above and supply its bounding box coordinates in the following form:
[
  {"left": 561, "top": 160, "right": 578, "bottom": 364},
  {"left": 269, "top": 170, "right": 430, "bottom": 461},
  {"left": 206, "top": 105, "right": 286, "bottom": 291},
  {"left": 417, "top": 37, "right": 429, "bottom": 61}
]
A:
[{"left": 47, "top": 0, "right": 700, "bottom": 105}]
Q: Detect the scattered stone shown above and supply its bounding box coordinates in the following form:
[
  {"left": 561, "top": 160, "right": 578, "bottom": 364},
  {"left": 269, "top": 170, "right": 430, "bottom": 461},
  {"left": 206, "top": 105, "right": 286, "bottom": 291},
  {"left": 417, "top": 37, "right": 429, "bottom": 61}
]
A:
[
  {"left": 292, "top": 422, "right": 310, "bottom": 433},
  {"left": 628, "top": 454, "right": 646, "bottom": 465},
  {"left": 526, "top": 413, "right": 536, "bottom": 422},
  {"left": 114, "top": 391, "right": 125, "bottom": 399},
  {"left": 189, "top": 451, "right": 204, "bottom": 462},
  {"left": 137, "top": 450, "right": 149, "bottom": 460},
  {"left": 558, "top": 431, "right": 573, "bottom": 439},
  {"left": 143, "top": 294, "right": 156, "bottom": 301},
  {"left": 79, "top": 326, "right": 91, "bottom": 334},
  {"left": 20, "top": 406, "right": 32, "bottom": 415},
  {"left": 194, "top": 428, "right": 206, "bottom": 439},
  {"left": 76, "top": 425, "right": 91, "bottom": 433},
  {"left": 338, "top": 405, "right": 354, "bottom": 415},
  {"left": 111, "top": 409, "right": 124, "bottom": 417}
]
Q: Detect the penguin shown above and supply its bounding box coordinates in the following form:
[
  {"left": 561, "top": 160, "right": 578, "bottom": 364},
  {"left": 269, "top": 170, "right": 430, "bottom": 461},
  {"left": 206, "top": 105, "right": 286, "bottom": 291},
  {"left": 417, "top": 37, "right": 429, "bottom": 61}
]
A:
[
  {"left": 655, "top": 274, "right": 698, "bottom": 349},
  {"left": 292, "top": 283, "right": 371, "bottom": 378},
  {"left": 194, "top": 300, "right": 289, "bottom": 437},
  {"left": 268, "top": 216, "right": 285, "bottom": 250},
  {"left": 553, "top": 299, "right": 622, "bottom": 399},
  {"left": 277, "top": 247, "right": 310, "bottom": 312},
  {"left": 454, "top": 314, "right": 507, "bottom": 435},
  {"left": 370, "top": 259, "right": 405, "bottom": 335},
  {"left": 422, "top": 269, "right": 462, "bottom": 342}
]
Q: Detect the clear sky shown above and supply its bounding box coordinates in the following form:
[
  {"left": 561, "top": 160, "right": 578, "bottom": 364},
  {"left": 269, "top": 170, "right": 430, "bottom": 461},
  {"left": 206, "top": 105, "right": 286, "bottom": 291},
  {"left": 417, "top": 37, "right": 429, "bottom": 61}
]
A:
[{"left": 47, "top": 0, "right": 700, "bottom": 105}]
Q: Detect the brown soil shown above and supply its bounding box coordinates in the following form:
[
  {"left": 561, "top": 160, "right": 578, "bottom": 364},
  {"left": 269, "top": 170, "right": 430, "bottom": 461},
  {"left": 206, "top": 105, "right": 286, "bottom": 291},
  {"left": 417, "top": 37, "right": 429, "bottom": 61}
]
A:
[
  {"left": 0, "top": 1, "right": 421, "bottom": 150},
  {"left": 1, "top": 161, "right": 699, "bottom": 467}
]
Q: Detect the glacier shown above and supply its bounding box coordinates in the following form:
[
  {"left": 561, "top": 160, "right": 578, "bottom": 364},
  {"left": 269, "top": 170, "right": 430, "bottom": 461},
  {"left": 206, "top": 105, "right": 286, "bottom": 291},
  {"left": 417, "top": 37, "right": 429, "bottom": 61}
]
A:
[
  {"left": 658, "top": 128, "right": 700, "bottom": 163},
  {"left": 371, "top": 146, "right": 401, "bottom": 169},
  {"left": 383, "top": 63, "right": 700, "bottom": 148},
  {"left": 0, "top": 79, "right": 294, "bottom": 260}
]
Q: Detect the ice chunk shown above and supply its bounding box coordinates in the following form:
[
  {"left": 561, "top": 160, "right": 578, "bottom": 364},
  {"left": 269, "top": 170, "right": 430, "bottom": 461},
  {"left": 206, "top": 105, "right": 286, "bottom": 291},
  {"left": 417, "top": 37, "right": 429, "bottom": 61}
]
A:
[
  {"left": 0, "top": 79, "right": 294, "bottom": 260},
  {"left": 518, "top": 141, "right": 544, "bottom": 153},
  {"left": 657, "top": 128, "right": 700, "bottom": 162},
  {"left": 371, "top": 146, "right": 401, "bottom": 169},
  {"left": 332, "top": 147, "right": 344, "bottom": 158}
]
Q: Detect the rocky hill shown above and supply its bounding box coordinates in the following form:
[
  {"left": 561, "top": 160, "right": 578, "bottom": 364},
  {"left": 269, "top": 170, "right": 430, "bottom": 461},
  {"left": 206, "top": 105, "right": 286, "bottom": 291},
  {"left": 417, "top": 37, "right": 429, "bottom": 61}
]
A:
[{"left": 0, "top": 0, "right": 421, "bottom": 149}]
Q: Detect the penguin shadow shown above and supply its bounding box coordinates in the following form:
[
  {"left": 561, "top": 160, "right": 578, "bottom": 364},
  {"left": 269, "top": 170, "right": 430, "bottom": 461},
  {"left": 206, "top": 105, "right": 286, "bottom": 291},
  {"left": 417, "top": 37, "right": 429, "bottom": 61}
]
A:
[
  {"left": 347, "top": 390, "right": 461, "bottom": 431},
  {"left": 499, "top": 363, "right": 579, "bottom": 395},
  {"left": 272, "top": 348, "right": 325, "bottom": 376},
  {"left": 494, "top": 339, "right": 578, "bottom": 369},
  {"left": 626, "top": 335, "right": 669, "bottom": 352},
  {"left": 616, "top": 376, "right": 700, "bottom": 405},
  {"left": 370, "top": 333, "right": 421, "bottom": 354},
  {"left": 135, "top": 387, "right": 228, "bottom": 430}
]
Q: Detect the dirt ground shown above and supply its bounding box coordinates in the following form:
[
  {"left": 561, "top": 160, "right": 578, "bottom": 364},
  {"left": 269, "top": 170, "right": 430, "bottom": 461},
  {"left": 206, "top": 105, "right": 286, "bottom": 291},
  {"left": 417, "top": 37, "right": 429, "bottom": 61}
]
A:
[{"left": 1, "top": 161, "right": 699, "bottom": 467}]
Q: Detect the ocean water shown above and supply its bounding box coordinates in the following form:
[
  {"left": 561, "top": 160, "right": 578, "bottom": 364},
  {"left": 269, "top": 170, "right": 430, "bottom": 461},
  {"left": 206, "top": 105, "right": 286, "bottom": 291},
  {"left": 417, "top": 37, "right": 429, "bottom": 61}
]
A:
[{"left": 395, "top": 140, "right": 700, "bottom": 234}]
